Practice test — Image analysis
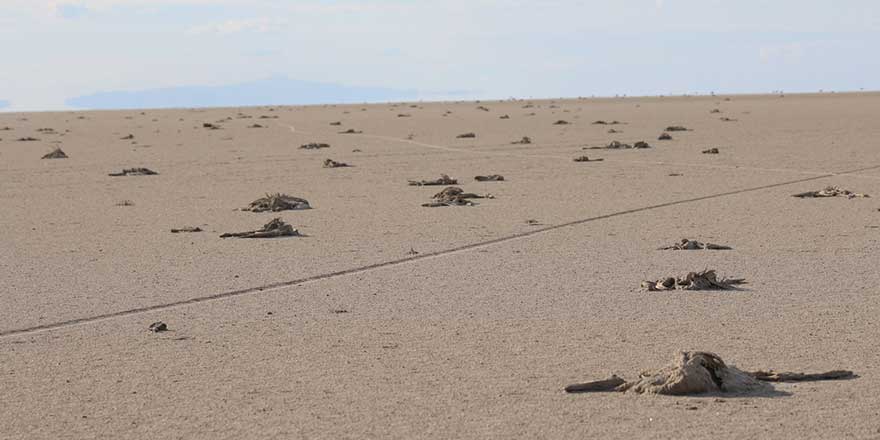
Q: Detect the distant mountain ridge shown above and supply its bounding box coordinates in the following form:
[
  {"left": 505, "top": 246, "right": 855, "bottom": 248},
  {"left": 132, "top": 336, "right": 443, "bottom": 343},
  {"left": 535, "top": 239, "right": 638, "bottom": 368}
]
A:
[{"left": 66, "top": 77, "right": 423, "bottom": 110}]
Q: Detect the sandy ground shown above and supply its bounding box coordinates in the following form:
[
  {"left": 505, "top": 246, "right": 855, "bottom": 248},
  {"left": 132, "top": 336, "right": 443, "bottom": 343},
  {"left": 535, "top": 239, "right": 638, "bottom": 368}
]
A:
[{"left": 1, "top": 93, "right": 879, "bottom": 439}]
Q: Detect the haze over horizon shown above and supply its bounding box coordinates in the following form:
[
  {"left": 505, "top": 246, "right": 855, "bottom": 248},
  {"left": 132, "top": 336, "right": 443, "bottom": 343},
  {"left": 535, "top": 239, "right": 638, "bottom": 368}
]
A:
[{"left": 1, "top": 0, "right": 879, "bottom": 111}]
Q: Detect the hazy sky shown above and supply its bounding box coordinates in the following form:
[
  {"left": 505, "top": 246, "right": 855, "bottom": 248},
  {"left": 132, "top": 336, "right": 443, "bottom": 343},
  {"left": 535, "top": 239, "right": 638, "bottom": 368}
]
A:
[{"left": 1, "top": 0, "right": 878, "bottom": 111}]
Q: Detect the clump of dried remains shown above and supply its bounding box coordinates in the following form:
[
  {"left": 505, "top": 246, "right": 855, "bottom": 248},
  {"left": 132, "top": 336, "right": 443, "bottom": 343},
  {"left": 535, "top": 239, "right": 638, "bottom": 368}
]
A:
[
  {"left": 641, "top": 269, "right": 745, "bottom": 291},
  {"left": 243, "top": 193, "right": 311, "bottom": 212},
  {"left": 300, "top": 142, "right": 330, "bottom": 150},
  {"left": 474, "top": 175, "right": 504, "bottom": 182},
  {"left": 421, "top": 186, "right": 493, "bottom": 207},
  {"left": 585, "top": 140, "right": 650, "bottom": 150},
  {"left": 408, "top": 174, "right": 458, "bottom": 186},
  {"left": 792, "top": 186, "right": 869, "bottom": 199},
  {"left": 658, "top": 239, "right": 732, "bottom": 250},
  {"left": 41, "top": 147, "right": 68, "bottom": 159},
  {"left": 108, "top": 167, "right": 158, "bottom": 176},
  {"left": 220, "top": 218, "right": 299, "bottom": 238},
  {"left": 171, "top": 226, "right": 202, "bottom": 233},
  {"left": 323, "top": 159, "right": 350, "bottom": 168},
  {"left": 564, "top": 351, "right": 854, "bottom": 396}
]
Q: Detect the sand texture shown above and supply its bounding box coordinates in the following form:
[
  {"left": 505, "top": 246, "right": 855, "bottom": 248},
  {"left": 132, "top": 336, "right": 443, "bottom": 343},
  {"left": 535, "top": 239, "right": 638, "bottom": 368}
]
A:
[{"left": 2, "top": 93, "right": 880, "bottom": 439}]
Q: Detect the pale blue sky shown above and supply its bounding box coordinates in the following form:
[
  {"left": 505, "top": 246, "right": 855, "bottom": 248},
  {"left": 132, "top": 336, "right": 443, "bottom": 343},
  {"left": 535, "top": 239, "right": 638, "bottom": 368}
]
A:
[{"left": 1, "top": 0, "right": 878, "bottom": 111}]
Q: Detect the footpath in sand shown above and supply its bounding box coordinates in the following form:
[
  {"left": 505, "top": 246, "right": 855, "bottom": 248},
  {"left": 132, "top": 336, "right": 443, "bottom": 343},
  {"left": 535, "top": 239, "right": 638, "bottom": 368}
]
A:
[{"left": 1, "top": 93, "right": 880, "bottom": 439}]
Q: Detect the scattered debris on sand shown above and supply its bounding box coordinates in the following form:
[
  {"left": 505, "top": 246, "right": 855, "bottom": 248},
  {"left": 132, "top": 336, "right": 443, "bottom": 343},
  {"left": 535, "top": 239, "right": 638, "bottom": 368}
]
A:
[
  {"left": 339, "top": 129, "right": 362, "bottom": 134},
  {"left": 108, "top": 167, "right": 158, "bottom": 176},
  {"left": 421, "top": 186, "right": 493, "bottom": 207},
  {"left": 115, "top": 200, "right": 134, "bottom": 207},
  {"left": 658, "top": 239, "right": 732, "bottom": 250},
  {"left": 658, "top": 132, "right": 673, "bottom": 140},
  {"left": 564, "top": 351, "right": 854, "bottom": 395},
  {"left": 792, "top": 186, "right": 869, "bottom": 199},
  {"left": 585, "top": 140, "right": 650, "bottom": 150},
  {"left": 352, "top": 148, "right": 362, "bottom": 153},
  {"left": 525, "top": 219, "right": 541, "bottom": 225},
  {"left": 720, "top": 117, "right": 737, "bottom": 122},
  {"left": 408, "top": 174, "right": 458, "bottom": 186},
  {"left": 220, "top": 218, "right": 300, "bottom": 238},
  {"left": 573, "top": 156, "right": 604, "bottom": 162},
  {"left": 702, "top": 148, "right": 720, "bottom": 154},
  {"left": 607, "top": 128, "right": 622, "bottom": 134},
  {"left": 36, "top": 128, "right": 55, "bottom": 133},
  {"left": 397, "top": 113, "right": 411, "bottom": 118},
  {"left": 456, "top": 132, "right": 476, "bottom": 139},
  {"left": 243, "top": 193, "right": 311, "bottom": 212},
  {"left": 512, "top": 136, "right": 532, "bottom": 144},
  {"left": 323, "top": 158, "right": 350, "bottom": 168},
  {"left": 248, "top": 124, "right": 264, "bottom": 128},
  {"left": 500, "top": 114, "right": 510, "bottom": 119},
  {"left": 300, "top": 142, "right": 330, "bottom": 150},
  {"left": 17, "top": 137, "right": 39, "bottom": 142},
  {"left": 592, "top": 120, "right": 622, "bottom": 125},
  {"left": 41, "top": 147, "right": 68, "bottom": 159},
  {"left": 710, "top": 108, "right": 722, "bottom": 114},
  {"left": 202, "top": 123, "right": 220, "bottom": 130},
  {"left": 329, "top": 121, "right": 342, "bottom": 126},
  {"left": 121, "top": 134, "right": 134, "bottom": 140},
  {"left": 665, "top": 126, "right": 689, "bottom": 131},
  {"left": 641, "top": 270, "right": 745, "bottom": 291},
  {"left": 149, "top": 322, "right": 168, "bottom": 333},
  {"left": 406, "top": 248, "right": 419, "bottom": 256},
  {"left": 259, "top": 115, "right": 278, "bottom": 119},
  {"left": 474, "top": 175, "right": 504, "bottom": 181},
  {"left": 476, "top": 105, "right": 490, "bottom": 112},
  {"left": 554, "top": 120, "right": 570, "bottom": 125},
  {"left": 171, "top": 226, "right": 202, "bottom": 233}
]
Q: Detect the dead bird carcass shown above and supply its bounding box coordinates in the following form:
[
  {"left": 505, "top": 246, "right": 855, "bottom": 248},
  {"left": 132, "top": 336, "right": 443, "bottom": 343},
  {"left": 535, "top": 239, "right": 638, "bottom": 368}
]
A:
[
  {"left": 421, "top": 186, "right": 493, "bottom": 207},
  {"left": 323, "top": 159, "right": 350, "bottom": 168},
  {"left": 220, "top": 218, "right": 300, "bottom": 238},
  {"left": 641, "top": 269, "right": 745, "bottom": 291},
  {"left": 41, "top": 147, "right": 68, "bottom": 159},
  {"left": 658, "top": 239, "right": 732, "bottom": 250},
  {"left": 564, "top": 351, "right": 854, "bottom": 396},
  {"left": 792, "top": 186, "right": 869, "bottom": 199},
  {"left": 243, "top": 193, "right": 311, "bottom": 212},
  {"left": 108, "top": 167, "right": 158, "bottom": 176},
  {"left": 408, "top": 174, "right": 458, "bottom": 186}
]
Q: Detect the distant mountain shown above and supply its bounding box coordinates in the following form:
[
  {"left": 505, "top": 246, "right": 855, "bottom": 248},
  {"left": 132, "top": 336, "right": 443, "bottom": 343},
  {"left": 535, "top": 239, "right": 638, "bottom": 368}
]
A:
[
  {"left": 66, "top": 77, "right": 422, "bottom": 110},
  {"left": 0, "top": 100, "right": 9, "bottom": 109}
]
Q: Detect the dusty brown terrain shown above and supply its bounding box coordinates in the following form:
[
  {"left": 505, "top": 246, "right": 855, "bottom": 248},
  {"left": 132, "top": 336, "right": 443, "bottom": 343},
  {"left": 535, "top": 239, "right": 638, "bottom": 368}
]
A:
[{"left": 1, "top": 93, "right": 880, "bottom": 439}]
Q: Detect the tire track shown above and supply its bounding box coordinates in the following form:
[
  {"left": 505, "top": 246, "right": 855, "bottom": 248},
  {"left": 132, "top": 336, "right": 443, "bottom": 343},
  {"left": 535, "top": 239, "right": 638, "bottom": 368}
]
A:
[{"left": 4, "top": 163, "right": 879, "bottom": 338}]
